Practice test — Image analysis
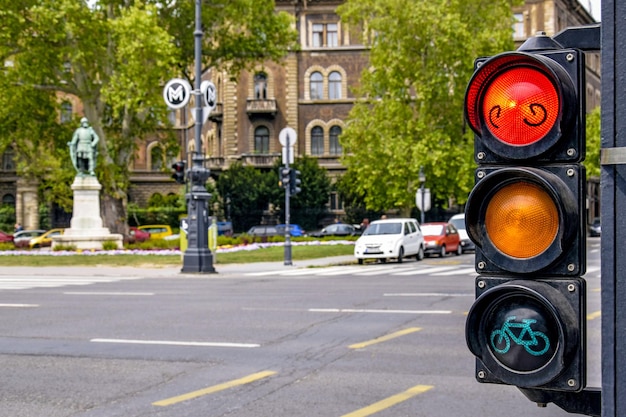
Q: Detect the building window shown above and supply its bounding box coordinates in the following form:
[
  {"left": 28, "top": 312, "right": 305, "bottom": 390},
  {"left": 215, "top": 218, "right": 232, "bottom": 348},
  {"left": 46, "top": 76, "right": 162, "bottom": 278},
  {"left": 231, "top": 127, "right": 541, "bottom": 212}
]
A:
[
  {"left": 329, "top": 125, "right": 343, "bottom": 155},
  {"left": 310, "top": 72, "right": 323, "bottom": 100},
  {"left": 327, "top": 23, "right": 338, "bottom": 47},
  {"left": 513, "top": 13, "right": 524, "bottom": 39},
  {"left": 2, "top": 146, "right": 15, "bottom": 171},
  {"left": 254, "top": 72, "right": 268, "bottom": 99},
  {"left": 2, "top": 194, "right": 15, "bottom": 206},
  {"left": 312, "top": 22, "right": 339, "bottom": 48},
  {"left": 60, "top": 101, "right": 73, "bottom": 123},
  {"left": 254, "top": 126, "right": 270, "bottom": 153},
  {"left": 311, "top": 126, "right": 324, "bottom": 155},
  {"left": 150, "top": 146, "right": 164, "bottom": 171},
  {"left": 329, "top": 191, "right": 343, "bottom": 211},
  {"left": 328, "top": 71, "right": 342, "bottom": 99}
]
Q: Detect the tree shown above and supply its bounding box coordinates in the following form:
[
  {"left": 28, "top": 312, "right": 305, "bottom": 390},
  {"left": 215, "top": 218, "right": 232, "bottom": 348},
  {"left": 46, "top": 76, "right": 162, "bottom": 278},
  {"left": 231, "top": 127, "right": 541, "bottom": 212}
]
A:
[
  {"left": 336, "top": 0, "right": 522, "bottom": 216},
  {"left": 0, "top": 0, "right": 298, "bottom": 234},
  {"left": 585, "top": 107, "right": 601, "bottom": 179}
]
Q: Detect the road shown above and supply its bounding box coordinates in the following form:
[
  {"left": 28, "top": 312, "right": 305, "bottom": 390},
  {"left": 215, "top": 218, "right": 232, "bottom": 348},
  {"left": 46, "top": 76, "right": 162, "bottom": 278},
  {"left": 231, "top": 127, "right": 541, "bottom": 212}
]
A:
[{"left": 0, "top": 239, "right": 601, "bottom": 417}]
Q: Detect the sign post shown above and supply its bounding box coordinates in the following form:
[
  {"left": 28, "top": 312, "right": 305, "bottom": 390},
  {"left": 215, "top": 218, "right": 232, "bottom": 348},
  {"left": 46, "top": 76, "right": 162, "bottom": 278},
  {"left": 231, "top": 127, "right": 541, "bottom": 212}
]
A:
[{"left": 279, "top": 127, "right": 297, "bottom": 266}]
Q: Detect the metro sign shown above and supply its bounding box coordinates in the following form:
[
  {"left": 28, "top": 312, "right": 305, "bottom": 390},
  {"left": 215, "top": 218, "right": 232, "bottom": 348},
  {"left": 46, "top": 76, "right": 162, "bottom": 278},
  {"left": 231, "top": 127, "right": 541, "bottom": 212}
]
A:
[{"left": 163, "top": 78, "right": 192, "bottom": 109}]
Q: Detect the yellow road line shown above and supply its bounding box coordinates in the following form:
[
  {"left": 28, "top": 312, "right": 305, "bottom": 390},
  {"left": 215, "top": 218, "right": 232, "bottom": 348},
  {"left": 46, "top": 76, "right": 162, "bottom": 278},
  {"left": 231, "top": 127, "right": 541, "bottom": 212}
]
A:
[
  {"left": 349, "top": 327, "right": 422, "bottom": 349},
  {"left": 152, "top": 370, "right": 277, "bottom": 407},
  {"left": 587, "top": 311, "right": 601, "bottom": 321},
  {"left": 340, "top": 384, "right": 434, "bottom": 417}
]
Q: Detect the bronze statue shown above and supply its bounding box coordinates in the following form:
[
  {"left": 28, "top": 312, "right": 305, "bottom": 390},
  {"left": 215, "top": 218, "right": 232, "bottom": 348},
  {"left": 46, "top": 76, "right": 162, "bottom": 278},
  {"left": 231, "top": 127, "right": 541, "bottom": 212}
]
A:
[{"left": 69, "top": 117, "right": 99, "bottom": 176}]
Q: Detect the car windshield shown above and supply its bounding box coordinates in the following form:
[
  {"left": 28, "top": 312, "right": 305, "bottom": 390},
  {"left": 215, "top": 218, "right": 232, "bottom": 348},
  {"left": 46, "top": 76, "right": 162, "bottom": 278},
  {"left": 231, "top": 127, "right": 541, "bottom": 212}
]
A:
[
  {"left": 422, "top": 225, "right": 444, "bottom": 236},
  {"left": 363, "top": 222, "right": 402, "bottom": 235},
  {"left": 449, "top": 218, "right": 465, "bottom": 230}
]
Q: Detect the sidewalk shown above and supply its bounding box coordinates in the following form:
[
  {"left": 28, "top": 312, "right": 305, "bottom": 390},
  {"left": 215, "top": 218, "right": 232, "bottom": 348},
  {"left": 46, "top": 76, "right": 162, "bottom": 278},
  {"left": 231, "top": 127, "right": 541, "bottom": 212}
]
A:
[{"left": 0, "top": 255, "right": 356, "bottom": 278}]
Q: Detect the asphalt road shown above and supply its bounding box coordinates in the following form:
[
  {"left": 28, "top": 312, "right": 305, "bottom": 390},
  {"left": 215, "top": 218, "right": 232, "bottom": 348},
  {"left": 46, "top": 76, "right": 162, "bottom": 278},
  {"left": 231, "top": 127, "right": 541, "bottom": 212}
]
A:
[{"left": 0, "top": 239, "right": 601, "bottom": 417}]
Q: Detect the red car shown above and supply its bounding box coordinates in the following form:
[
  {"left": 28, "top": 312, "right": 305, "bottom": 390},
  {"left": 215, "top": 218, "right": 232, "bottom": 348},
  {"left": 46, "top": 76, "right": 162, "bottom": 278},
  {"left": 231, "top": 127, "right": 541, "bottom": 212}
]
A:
[
  {"left": 126, "top": 227, "right": 150, "bottom": 244},
  {"left": 0, "top": 230, "right": 14, "bottom": 244},
  {"left": 421, "top": 222, "right": 462, "bottom": 257}
]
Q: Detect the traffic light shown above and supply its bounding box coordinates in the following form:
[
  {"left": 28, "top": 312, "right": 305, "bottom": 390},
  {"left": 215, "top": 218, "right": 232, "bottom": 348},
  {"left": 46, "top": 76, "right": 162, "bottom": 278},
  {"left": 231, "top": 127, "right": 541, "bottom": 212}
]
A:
[
  {"left": 279, "top": 167, "right": 291, "bottom": 189},
  {"left": 171, "top": 161, "right": 186, "bottom": 184},
  {"left": 289, "top": 169, "right": 301, "bottom": 195},
  {"left": 463, "top": 36, "right": 587, "bottom": 392}
]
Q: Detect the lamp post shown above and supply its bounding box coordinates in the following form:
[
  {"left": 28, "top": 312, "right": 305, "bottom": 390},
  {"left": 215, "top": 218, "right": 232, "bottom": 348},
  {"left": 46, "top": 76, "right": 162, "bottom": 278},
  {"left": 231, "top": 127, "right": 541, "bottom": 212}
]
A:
[
  {"left": 418, "top": 166, "right": 426, "bottom": 224},
  {"left": 181, "top": 0, "right": 215, "bottom": 273}
]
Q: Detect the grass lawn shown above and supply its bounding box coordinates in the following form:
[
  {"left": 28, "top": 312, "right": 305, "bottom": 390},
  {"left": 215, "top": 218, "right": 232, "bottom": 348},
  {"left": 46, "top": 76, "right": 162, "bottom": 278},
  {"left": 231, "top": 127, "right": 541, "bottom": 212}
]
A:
[{"left": 0, "top": 243, "right": 355, "bottom": 267}]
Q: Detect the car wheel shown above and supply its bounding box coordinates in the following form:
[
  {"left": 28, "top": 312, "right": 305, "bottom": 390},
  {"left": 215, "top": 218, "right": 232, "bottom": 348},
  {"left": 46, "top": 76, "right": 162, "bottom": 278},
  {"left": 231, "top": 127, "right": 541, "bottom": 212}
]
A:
[
  {"left": 416, "top": 246, "right": 424, "bottom": 261},
  {"left": 397, "top": 247, "right": 404, "bottom": 263},
  {"left": 455, "top": 245, "right": 463, "bottom": 256},
  {"left": 358, "top": 259, "right": 363, "bottom": 265},
  {"left": 440, "top": 246, "right": 446, "bottom": 257}
]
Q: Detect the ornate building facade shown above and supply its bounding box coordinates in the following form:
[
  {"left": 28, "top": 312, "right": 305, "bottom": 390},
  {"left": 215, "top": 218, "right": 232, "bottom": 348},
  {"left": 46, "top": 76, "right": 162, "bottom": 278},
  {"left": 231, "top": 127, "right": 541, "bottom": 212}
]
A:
[{"left": 1, "top": 0, "right": 599, "bottom": 230}]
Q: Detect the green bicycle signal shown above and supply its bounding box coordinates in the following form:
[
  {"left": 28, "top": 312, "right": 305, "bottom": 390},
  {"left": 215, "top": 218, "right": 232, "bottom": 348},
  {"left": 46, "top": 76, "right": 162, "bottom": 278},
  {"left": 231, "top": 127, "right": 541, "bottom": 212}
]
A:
[{"left": 490, "top": 316, "right": 550, "bottom": 356}]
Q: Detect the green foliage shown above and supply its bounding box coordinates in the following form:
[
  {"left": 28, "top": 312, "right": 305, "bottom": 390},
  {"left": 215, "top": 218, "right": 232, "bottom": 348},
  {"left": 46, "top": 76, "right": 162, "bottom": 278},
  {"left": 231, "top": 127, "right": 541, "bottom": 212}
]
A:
[
  {"left": 585, "top": 107, "right": 601, "bottom": 178},
  {"left": 127, "top": 204, "right": 185, "bottom": 229},
  {"left": 0, "top": 205, "right": 16, "bottom": 233},
  {"left": 102, "top": 241, "right": 119, "bottom": 251},
  {"left": 0, "top": 243, "right": 15, "bottom": 251},
  {"left": 53, "top": 244, "right": 77, "bottom": 252},
  {"left": 337, "top": 0, "right": 522, "bottom": 214},
  {"left": 125, "top": 238, "right": 179, "bottom": 251}
]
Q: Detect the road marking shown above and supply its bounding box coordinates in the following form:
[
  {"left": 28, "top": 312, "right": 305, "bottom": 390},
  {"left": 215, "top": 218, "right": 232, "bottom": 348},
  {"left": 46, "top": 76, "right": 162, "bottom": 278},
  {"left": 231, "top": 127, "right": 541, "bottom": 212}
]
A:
[
  {"left": 309, "top": 308, "right": 451, "bottom": 315},
  {"left": 90, "top": 338, "right": 260, "bottom": 348},
  {"left": 432, "top": 267, "right": 477, "bottom": 276},
  {"left": 356, "top": 266, "right": 405, "bottom": 276},
  {"left": 340, "top": 384, "right": 434, "bottom": 417},
  {"left": 349, "top": 327, "right": 422, "bottom": 349},
  {"left": 0, "top": 303, "right": 39, "bottom": 308},
  {"left": 153, "top": 370, "right": 277, "bottom": 407},
  {"left": 64, "top": 292, "right": 154, "bottom": 296},
  {"left": 392, "top": 266, "right": 459, "bottom": 276},
  {"left": 587, "top": 311, "right": 601, "bottom": 321},
  {"left": 384, "top": 292, "right": 472, "bottom": 297}
]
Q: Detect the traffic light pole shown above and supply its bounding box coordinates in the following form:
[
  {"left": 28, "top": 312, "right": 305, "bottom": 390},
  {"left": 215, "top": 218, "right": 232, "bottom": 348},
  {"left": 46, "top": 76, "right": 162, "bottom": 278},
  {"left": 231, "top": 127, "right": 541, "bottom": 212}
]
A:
[
  {"left": 182, "top": 0, "right": 214, "bottom": 273},
  {"left": 284, "top": 146, "right": 292, "bottom": 266}
]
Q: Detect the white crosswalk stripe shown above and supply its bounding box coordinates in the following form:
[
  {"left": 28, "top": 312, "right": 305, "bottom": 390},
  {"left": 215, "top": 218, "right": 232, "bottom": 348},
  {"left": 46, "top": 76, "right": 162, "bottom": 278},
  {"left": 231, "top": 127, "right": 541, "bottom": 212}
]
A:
[
  {"left": 244, "top": 263, "right": 480, "bottom": 278},
  {"left": 0, "top": 275, "right": 143, "bottom": 291}
]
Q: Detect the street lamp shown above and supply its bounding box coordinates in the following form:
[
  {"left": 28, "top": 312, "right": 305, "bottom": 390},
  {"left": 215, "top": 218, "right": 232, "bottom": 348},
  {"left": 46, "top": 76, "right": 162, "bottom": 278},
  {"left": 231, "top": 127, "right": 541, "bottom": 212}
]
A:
[{"left": 418, "top": 166, "right": 426, "bottom": 224}]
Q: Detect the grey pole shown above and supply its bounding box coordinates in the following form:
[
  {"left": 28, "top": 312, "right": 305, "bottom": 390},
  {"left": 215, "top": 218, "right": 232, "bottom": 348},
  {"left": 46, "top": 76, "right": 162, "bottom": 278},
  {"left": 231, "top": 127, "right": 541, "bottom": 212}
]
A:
[
  {"left": 182, "top": 0, "right": 215, "bottom": 273},
  {"left": 284, "top": 144, "right": 292, "bottom": 266}
]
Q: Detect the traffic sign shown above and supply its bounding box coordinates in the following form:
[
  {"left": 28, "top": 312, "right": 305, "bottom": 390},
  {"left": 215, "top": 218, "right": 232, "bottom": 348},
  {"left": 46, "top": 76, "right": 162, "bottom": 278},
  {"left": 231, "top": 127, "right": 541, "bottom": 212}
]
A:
[
  {"left": 279, "top": 127, "right": 297, "bottom": 147},
  {"left": 201, "top": 80, "right": 217, "bottom": 109},
  {"left": 163, "top": 78, "right": 192, "bottom": 109}
]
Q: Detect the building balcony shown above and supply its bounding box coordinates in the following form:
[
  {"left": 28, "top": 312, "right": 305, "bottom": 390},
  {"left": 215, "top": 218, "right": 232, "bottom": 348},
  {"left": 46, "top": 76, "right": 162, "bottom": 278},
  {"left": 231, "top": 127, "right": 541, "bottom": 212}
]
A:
[
  {"left": 246, "top": 99, "right": 277, "bottom": 119},
  {"left": 240, "top": 153, "right": 281, "bottom": 168}
]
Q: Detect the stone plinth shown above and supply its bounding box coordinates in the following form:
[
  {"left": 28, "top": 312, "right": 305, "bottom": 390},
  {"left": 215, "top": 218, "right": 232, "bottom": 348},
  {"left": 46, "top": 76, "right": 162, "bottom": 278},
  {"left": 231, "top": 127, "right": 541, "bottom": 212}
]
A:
[{"left": 52, "top": 176, "right": 123, "bottom": 250}]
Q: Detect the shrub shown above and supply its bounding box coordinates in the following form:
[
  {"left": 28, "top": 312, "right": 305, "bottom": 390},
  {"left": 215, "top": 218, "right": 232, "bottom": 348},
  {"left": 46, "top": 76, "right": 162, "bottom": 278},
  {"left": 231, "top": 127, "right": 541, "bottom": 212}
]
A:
[{"left": 102, "top": 241, "right": 119, "bottom": 251}]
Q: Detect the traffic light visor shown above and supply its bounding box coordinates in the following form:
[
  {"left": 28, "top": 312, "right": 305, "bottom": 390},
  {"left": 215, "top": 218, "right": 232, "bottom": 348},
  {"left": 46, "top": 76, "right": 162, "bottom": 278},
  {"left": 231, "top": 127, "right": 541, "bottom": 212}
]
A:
[
  {"left": 485, "top": 181, "right": 558, "bottom": 259},
  {"left": 465, "top": 52, "right": 577, "bottom": 160}
]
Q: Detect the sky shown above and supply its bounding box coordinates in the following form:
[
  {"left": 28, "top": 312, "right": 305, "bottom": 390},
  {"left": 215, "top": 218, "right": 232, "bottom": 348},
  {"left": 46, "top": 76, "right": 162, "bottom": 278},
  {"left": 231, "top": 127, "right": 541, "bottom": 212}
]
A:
[{"left": 580, "top": 0, "right": 601, "bottom": 21}]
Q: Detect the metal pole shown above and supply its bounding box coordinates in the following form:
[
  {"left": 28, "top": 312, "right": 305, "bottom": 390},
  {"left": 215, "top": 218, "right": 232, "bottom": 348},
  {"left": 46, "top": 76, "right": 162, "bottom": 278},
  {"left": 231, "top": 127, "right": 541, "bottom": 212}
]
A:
[
  {"left": 420, "top": 182, "right": 425, "bottom": 224},
  {"left": 182, "top": 0, "right": 215, "bottom": 273},
  {"left": 284, "top": 145, "right": 292, "bottom": 266}
]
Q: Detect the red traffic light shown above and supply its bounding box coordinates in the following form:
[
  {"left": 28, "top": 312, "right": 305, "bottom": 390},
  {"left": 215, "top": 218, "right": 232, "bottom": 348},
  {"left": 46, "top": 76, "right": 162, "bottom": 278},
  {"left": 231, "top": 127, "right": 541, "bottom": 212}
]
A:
[{"left": 465, "top": 51, "right": 583, "bottom": 162}]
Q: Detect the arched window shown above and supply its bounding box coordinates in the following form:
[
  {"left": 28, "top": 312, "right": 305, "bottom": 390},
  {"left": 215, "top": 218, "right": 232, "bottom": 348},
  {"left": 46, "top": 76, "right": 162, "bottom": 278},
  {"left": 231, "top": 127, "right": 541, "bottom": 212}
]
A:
[
  {"left": 150, "top": 146, "right": 164, "bottom": 171},
  {"left": 255, "top": 126, "right": 270, "bottom": 153},
  {"left": 329, "top": 125, "right": 343, "bottom": 155},
  {"left": 311, "top": 126, "right": 324, "bottom": 155},
  {"left": 254, "top": 72, "right": 268, "bottom": 99},
  {"left": 310, "top": 72, "right": 323, "bottom": 100},
  {"left": 2, "top": 194, "right": 15, "bottom": 206},
  {"left": 60, "top": 101, "right": 73, "bottom": 123},
  {"left": 328, "top": 72, "right": 342, "bottom": 99}
]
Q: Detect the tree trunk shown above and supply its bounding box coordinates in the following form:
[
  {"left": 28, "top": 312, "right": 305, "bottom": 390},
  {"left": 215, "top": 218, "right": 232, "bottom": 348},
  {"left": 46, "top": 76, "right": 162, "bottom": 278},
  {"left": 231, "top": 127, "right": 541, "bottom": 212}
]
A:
[{"left": 101, "top": 193, "right": 128, "bottom": 236}]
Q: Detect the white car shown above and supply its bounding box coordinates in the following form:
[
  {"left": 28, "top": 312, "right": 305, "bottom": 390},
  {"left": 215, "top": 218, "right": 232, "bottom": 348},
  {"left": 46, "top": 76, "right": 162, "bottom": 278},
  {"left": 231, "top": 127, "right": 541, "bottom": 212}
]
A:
[
  {"left": 354, "top": 218, "right": 424, "bottom": 264},
  {"left": 448, "top": 213, "right": 475, "bottom": 253}
]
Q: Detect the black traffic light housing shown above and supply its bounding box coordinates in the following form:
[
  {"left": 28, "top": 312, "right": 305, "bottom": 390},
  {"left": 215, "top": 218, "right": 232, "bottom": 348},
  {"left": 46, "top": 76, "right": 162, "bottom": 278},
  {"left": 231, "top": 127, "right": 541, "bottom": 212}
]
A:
[
  {"left": 279, "top": 167, "right": 291, "bottom": 189},
  {"left": 171, "top": 161, "right": 186, "bottom": 184},
  {"left": 463, "top": 32, "right": 587, "bottom": 398},
  {"left": 289, "top": 169, "right": 301, "bottom": 195}
]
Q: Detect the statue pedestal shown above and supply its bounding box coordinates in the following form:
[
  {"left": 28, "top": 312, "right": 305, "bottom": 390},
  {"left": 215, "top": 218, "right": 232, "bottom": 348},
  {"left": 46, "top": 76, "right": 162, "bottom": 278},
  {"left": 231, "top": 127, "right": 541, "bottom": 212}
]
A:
[{"left": 52, "top": 176, "right": 123, "bottom": 250}]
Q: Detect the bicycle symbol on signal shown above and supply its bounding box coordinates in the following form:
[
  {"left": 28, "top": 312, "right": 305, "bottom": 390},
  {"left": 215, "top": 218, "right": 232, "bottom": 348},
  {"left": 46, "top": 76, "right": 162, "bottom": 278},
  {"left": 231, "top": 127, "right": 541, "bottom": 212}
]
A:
[{"left": 490, "top": 316, "right": 550, "bottom": 356}]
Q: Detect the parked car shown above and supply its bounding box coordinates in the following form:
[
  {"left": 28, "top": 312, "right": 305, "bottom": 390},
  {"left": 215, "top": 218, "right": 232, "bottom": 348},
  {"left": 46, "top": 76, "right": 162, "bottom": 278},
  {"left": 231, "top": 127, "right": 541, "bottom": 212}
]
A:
[
  {"left": 589, "top": 218, "right": 601, "bottom": 237},
  {"left": 246, "top": 225, "right": 281, "bottom": 238},
  {"left": 275, "top": 224, "right": 306, "bottom": 237},
  {"left": 448, "top": 213, "right": 475, "bottom": 253},
  {"left": 13, "top": 229, "right": 46, "bottom": 248},
  {"left": 421, "top": 222, "right": 462, "bottom": 257},
  {"left": 29, "top": 228, "right": 64, "bottom": 249},
  {"left": 137, "top": 224, "right": 172, "bottom": 239},
  {"left": 310, "top": 223, "right": 359, "bottom": 238},
  {"left": 126, "top": 227, "right": 151, "bottom": 244},
  {"left": 0, "top": 230, "right": 14, "bottom": 244},
  {"left": 354, "top": 218, "right": 424, "bottom": 264}
]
